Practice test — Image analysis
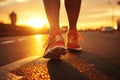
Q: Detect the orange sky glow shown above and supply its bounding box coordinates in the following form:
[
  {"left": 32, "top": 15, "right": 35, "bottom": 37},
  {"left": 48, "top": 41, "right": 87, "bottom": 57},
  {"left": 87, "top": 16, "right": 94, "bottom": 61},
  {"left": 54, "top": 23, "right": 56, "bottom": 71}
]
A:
[{"left": 0, "top": 0, "right": 120, "bottom": 30}]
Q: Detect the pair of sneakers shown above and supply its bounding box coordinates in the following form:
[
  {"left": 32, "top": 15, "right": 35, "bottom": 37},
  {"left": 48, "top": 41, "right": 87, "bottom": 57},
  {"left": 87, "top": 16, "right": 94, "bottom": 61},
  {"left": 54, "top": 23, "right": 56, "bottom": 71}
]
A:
[{"left": 43, "top": 30, "right": 83, "bottom": 59}]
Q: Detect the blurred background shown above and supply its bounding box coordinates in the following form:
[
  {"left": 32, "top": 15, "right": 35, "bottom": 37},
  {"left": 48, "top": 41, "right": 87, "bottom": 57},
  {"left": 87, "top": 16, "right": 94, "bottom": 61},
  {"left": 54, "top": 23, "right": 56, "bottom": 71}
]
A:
[{"left": 0, "top": 0, "right": 120, "bottom": 36}]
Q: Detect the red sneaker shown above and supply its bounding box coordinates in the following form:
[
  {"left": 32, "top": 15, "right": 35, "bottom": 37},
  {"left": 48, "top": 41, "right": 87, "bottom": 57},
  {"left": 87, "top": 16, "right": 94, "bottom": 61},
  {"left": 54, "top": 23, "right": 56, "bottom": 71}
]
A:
[
  {"left": 66, "top": 30, "right": 83, "bottom": 51},
  {"left": 43, "top": 30, "right": 66, "bottom": 59}
]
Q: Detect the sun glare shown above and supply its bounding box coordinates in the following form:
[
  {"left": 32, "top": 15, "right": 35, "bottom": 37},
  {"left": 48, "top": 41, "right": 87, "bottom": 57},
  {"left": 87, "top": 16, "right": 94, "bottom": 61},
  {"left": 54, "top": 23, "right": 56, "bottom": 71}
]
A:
[
  {"left": 16, "top": 0, "right": 26, "bottom": 2},
  {"left": 26, "top": 18, "right": 45, "bottom": 28}
]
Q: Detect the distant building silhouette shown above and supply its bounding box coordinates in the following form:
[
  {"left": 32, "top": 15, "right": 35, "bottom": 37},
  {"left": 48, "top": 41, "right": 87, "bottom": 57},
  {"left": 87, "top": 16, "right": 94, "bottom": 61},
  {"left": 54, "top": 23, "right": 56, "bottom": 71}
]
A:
[{"left": 10, "top": 11, "right": 17, "bottom": 27}]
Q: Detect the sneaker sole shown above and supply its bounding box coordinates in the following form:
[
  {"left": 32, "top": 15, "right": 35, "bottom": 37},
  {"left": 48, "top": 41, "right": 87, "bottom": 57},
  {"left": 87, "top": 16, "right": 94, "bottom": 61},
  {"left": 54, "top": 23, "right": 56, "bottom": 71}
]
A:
[
  {"left": 43, "top": 46, "right": 66, "bottom": 59},
  {"left": 67, "top": 47, "right": 82, "bottom": 51}
]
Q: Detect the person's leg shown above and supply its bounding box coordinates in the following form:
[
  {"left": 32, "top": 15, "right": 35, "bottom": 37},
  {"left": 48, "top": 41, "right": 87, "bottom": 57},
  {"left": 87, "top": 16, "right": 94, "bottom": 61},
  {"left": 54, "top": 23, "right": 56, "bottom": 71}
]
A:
[
  {"left": 43, "top": 0, "right": 66, "bottom": 59},
  {"left": 65, "top": 0, "right": 82, "bottom": 30},
  {"left": 43, "top": 0, "right": 60, "bottom": 32},
  {"left": 65, "top": 0, "right": 83, "bottom": 50}
]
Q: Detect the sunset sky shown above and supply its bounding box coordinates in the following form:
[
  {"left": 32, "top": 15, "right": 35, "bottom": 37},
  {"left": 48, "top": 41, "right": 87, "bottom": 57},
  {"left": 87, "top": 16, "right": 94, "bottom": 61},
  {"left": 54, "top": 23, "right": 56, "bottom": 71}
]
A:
[{"left": 0, "top": 0, "right": 120, "bottom": 30}]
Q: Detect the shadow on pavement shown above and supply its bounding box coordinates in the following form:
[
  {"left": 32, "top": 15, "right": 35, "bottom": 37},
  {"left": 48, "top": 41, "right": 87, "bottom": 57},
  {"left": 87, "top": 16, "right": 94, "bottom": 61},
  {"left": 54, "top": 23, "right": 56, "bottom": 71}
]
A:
[
  {"left": 47, "top": 59, "right": 89, "bottom": 80},
  {"left": 69, "top": 50, "right": 120, "bottom": 80}
]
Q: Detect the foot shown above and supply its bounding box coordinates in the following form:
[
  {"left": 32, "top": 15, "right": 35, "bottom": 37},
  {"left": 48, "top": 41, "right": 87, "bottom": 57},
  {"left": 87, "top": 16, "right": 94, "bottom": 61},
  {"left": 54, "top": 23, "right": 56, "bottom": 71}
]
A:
[
  {"left": 43, "top": 30, "right": 66, "bottom": 59},
  {"left": 66, "top": 30, "right": 83, "bottom": 51}
]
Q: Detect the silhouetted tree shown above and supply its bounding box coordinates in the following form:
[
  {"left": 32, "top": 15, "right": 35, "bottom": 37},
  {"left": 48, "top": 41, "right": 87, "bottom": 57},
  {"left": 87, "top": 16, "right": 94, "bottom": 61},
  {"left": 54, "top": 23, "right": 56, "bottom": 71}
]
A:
[{"left": 118, "top": 1, "right": 120, "bottom": 5}]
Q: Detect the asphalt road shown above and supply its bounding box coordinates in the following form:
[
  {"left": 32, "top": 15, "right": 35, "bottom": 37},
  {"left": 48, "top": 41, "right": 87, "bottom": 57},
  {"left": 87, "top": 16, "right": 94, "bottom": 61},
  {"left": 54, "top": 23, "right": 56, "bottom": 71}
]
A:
[
  {"left": 81, "top": 31, "right": 120, "bottom": 65},
  {"left": 0, "top": 31, "right": 120, "bottom": 80},
  {"left": 0, "top": 31, "right": 120, "bottom": 66},
  {"left": 0, "top": 34, "right": 48, "bottom": 66}
]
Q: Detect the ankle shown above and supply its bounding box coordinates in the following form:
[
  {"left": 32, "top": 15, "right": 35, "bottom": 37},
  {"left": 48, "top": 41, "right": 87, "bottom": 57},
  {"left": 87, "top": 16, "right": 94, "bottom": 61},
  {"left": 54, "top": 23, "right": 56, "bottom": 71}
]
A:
[
  {"left": 50, "top": 26, "right": 61, "bottom": 34},
  {"left": 69, "top": 27, "right": 77, "bottom": 31},
  {"left": 50, "top": 29, "right": 62, "bottom": 35}
]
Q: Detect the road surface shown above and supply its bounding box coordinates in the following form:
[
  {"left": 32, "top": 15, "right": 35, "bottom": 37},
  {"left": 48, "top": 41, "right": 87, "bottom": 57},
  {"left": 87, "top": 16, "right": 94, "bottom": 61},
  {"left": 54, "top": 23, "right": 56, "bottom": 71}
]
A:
[
  {"left": 0, "top": 35, "right": 48, "bottom": 66},
  {"left": 0, "top": 31, "right": 120, "bottom": 80}
]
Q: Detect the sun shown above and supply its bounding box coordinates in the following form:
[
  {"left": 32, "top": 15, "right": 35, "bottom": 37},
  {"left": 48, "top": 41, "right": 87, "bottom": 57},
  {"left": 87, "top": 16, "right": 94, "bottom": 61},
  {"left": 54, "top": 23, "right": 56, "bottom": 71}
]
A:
[{"left": 26, "top": 18, "right": 44, "bottom": 28}]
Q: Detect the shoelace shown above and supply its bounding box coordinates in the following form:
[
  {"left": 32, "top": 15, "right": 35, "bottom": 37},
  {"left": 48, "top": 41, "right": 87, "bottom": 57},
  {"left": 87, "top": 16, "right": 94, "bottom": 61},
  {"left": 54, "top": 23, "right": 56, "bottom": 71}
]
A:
[{"left": 43, "top": 34, "right": 64, "bottom": 48}]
